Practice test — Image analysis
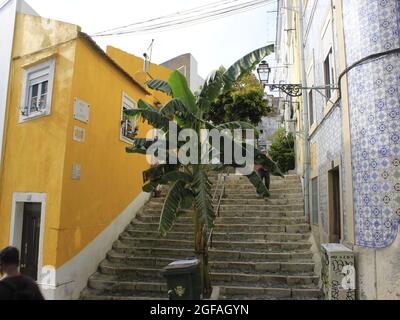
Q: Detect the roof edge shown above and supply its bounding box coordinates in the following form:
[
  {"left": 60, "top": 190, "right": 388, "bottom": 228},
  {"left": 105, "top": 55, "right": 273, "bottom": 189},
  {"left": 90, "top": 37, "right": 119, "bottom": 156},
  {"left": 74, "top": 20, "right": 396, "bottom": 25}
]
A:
[{"left": 79, "top": 32, "right": 150, "bottom": 95}]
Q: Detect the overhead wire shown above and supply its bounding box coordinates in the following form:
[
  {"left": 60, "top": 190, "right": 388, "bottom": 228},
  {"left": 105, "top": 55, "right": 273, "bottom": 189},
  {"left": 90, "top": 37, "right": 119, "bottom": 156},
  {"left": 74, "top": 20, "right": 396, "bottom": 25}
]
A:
[
  {"left": 92, "top": 0, "right": 241, "bottom": 35},
  {"left": 91, "top": 0, "right": 277, "bottom": 37}
]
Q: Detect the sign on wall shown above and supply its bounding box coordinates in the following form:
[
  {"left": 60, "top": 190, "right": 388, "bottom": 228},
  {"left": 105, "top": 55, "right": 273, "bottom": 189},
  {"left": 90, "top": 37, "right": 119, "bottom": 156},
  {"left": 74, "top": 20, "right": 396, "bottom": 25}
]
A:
[
  {"left": 73, "top": 98, "right": 90, "bottom": 123},
  {"left": 72, "top": 163, "right": 81, "bottom": 180},
  {"left": 73, "top": 126, "right": 85, "bottom": 143}
]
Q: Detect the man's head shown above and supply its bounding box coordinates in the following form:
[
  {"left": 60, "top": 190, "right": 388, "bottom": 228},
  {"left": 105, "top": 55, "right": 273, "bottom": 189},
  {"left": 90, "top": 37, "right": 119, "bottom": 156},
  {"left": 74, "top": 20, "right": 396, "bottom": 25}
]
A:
[{"left": 0, "top": 246, "right": 20, "bottom": 276}]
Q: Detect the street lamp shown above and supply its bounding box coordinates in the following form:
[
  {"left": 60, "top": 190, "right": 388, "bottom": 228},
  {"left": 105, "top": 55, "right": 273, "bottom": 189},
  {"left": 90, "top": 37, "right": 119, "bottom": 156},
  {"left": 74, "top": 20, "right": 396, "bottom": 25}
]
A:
[
  {"left": 256, "top": 61, "right": 271, "bottom": 84},
  {"left": 257, "top": 61, "right": 303, "bottom": 97}
]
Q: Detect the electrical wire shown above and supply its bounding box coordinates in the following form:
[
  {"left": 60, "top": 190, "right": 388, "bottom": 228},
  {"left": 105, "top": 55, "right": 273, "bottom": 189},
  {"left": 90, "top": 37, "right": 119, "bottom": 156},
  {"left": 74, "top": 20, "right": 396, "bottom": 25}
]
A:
[
  {"left": 91, "top": 0, "right": 276, "bottom": 37},
  {"left": 92, "top": 0, "right": 241, "bottom": 35}
]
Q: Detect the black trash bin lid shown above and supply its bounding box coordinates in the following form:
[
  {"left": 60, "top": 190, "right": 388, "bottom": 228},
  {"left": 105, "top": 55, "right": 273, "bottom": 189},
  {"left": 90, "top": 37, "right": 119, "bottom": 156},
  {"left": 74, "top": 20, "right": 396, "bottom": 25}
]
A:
[{"left": 163, "top": 258, "right": 199, "bottom": 273}]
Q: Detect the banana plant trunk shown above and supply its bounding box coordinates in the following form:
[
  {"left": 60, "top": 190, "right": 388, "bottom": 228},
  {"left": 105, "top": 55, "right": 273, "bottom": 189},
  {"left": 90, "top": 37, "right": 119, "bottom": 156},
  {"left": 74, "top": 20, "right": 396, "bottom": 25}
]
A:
[{"left": 193, "top": 207, "right": 212, "bottom": 298}]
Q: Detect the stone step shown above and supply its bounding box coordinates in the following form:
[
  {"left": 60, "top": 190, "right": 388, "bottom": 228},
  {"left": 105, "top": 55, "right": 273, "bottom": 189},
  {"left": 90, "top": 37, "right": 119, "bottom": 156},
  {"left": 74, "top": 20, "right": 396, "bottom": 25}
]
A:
[
  {"left": 88, "top": 273, "right": 167, "bottom": 293},
  {"left": 224, "top": 193, "right": 303, "bottom": 200},
  {"left": 112, "top": 242, "right": 314, "bottom": 262},
  {"left": 142, "top": 203, "right": 305, "bottom": 213},
  {"left": 135, "top": 215, "right": 305, "bottom": 226},
  {"left": 224, "top": 175, "right": 300, "bottom": 182},
  {"left": 98, "top": 261, "right": 318, "bottom": 287},
  {"left": 81, "top": 172, "right": 320, "bottom": 300},
  {"left": 219, "top": 286, "right": 322, "bottom": 300},
  {"left": 220, "top": 180, "right": 301, "bottom": 187},
  {"left": 125, "top": 229, "right": 309, "bottom": 242},
  {"left": 213, "top": 186, "right": 303, "bottom": 193},
  {"left": 81, "top": 288, "right": 168, "bottom": 300},
  {"left": 105, "top": 252, "right": 315, "bottom": 274},
  {"left": 210, "top": 261, "right": 315, "bottom": 274},
  {"left": 211, "top": 272, "right": 319, "bottom": 287},
  {"left": 219, "top": 198, "right": 303, "bottom": 205},
  {"left": 220, "top": 189, "right": 303, "bottom": 196},
  {"left": 151, "top": 192, "right": 304, "bottom": 203},
  {"left": 142, "top": 208, "right": 305, "bottom": 218},
  {"left": 129, "top": 221, "right": 310, "bottom": 234},
  {"left": 145, "top": 202, "right": 304, "bottom": 211},
  {"left": 217, "top": 210, "right": 304, "bottom": 218},
  {"left": 218, "top": 204, "right": 304, "bottom": 212},
  {"left": 149, "top": 196, "right": 303, "bottom": 205},
  {"left": 118, "top": 235, "right": 311, "bottom": 252}
]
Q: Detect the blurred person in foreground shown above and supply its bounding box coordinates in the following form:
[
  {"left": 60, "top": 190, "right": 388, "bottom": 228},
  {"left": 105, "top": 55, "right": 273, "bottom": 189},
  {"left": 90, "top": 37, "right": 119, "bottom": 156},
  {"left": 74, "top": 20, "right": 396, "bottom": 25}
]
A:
[{"left": 0, "top": 246, "right": 44, "bottom": 300}]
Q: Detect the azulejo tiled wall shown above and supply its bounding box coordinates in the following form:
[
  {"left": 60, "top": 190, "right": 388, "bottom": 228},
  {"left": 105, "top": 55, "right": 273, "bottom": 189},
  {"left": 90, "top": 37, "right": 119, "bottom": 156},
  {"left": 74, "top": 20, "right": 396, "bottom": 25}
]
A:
[
  {"left": 343, "top": 0, "right": 400, "bottom": 248},
  {"left": 310, "top": 106, "right": 347, "bottom": 241}
]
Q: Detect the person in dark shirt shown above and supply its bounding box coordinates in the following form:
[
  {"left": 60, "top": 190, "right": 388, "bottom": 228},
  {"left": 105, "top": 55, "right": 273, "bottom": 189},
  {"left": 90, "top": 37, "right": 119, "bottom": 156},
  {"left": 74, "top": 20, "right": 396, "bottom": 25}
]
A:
[
  {"left": 0, "top": 246, "right": 44, "bottom": 300},
  {"left": 254, "top": 150, "right": 271, "bottom": 197}
]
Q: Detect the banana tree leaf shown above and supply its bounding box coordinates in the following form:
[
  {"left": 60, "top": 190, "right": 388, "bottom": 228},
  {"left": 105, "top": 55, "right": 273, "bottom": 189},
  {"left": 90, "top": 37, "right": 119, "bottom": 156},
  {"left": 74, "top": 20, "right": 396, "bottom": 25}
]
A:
[
  {"left": 137, "top": 99, "right": 159, "bottom": 112},
  {"left": 196, "top": 96, "right": 211, "bottom": 115},
  {"left": 159, "top": 180, "right": 186, "bottom": 236},
  {"left": 199, "top": 69, "right": 224, "bottom": 101},
  {"left": 168, "top": 70, "right": 198, "bottom": 116},
  {"left": 193, "top": 170, "right": 215, "bottom": 229},
  {"left": 145, "top": 79, "right": 172, "bottom": 96},
  {"left": 246, "top": 171, "right": 270, "bottom": 197},
  {"left": 143, "top": 179, "right": 162, "bottom": 193},
  {"left": 126, "top": 138, "right": 155, "bottom": 154},
  {"left": 160, "top": 170, "right": 193, "bottom": 184},
  {"left": 143, "top": 164, "right": 179, "bottom": 183},
  {"left": 125, "top": 108, "right": 170, "bottom": 131},
  {"left": 180, "top": 188, "right": 194, "bottom": 210},
  {"left": 223, "top": 45, "right": 274, "bottom": 92},
  {"left": 160, "top": 98, "right": 193, "bottom": 120}
]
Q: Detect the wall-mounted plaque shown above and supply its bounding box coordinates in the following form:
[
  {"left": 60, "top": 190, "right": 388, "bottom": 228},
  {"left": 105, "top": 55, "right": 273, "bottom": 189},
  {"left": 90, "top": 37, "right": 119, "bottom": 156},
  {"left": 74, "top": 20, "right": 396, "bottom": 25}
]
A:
[
  {"left": 73, "top": 98, "right": 90, "bottom": 123},
  {"left": 73, "top": 126, "right": 85, "bottom": 143},
  {"left": 72, "top": 163, "right": 81, "bottom": 180}
]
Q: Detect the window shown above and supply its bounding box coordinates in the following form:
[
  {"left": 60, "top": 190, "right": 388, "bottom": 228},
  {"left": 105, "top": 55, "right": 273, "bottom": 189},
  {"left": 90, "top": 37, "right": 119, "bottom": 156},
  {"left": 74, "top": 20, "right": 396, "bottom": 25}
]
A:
[
  {"left": 308, "top": 90, "right": 314, "bottom": 126},
  {"left": 120, "top": 92, "right": 138, "bottom": 142},
  {"left": 323, "top": 49, "right": 334, "bottom": 101},
  {"left": 20, "top": 59, "right": 55, "bottom": 121},
  {"left": 311, "top": 177, "right": 319, "bottom": 225}
]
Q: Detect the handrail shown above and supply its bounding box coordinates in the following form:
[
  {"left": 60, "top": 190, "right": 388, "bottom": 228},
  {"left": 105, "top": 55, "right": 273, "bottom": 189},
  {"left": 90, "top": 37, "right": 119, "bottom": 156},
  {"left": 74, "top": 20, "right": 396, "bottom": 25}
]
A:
[{"left": 208, "top": 172, "right": 227, "bottom": 249}]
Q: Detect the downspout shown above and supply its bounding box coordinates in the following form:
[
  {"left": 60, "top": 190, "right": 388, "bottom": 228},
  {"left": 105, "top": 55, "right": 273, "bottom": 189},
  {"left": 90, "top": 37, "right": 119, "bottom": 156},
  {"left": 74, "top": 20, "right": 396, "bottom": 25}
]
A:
[{"left": 298, "top": 0, "right": 310, "bottom": 223}]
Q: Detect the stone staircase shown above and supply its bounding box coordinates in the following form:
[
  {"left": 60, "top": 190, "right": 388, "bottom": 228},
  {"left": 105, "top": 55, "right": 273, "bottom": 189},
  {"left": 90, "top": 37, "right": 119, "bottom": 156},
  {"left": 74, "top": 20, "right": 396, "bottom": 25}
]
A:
[{"left": 81, "top": 174, "right": 321, "bottom": 300}]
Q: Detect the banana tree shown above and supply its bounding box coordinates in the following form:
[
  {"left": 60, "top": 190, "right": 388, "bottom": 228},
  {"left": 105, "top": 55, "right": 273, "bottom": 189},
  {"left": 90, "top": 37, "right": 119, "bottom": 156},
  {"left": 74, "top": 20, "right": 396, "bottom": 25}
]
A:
[{"left": 125, "top": 45, "right": 283, "bottom": 296}]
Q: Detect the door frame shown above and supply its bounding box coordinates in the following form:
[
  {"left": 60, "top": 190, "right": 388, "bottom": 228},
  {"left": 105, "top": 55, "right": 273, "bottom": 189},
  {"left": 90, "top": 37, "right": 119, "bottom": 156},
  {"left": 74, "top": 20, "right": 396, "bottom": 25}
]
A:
[
  {"left": 327, "top": 162, "right": 343, "bottom": 243},
  {"left": 9, "top": 192, "right": 46, "bottom": 281}
]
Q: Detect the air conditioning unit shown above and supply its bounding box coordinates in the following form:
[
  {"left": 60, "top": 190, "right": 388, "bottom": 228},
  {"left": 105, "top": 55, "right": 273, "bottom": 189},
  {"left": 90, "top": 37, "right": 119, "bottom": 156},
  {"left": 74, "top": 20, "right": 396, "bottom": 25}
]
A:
[{"left": 321, "top": 244, "right": 356, "bottom": 300}]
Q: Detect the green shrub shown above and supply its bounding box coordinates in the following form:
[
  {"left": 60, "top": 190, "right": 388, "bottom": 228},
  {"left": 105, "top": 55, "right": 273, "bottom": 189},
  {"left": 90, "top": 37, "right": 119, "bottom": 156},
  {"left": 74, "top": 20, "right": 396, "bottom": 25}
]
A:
[{"left": 268, "top": 128, "right": 295, "bottom": 173}]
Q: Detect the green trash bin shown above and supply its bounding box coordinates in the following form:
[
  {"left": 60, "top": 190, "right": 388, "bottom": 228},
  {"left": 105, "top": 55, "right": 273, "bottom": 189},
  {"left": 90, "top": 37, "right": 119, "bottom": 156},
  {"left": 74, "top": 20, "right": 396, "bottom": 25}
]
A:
[{"left": 162, "top": 258, "right": 202, "bottom": 300}]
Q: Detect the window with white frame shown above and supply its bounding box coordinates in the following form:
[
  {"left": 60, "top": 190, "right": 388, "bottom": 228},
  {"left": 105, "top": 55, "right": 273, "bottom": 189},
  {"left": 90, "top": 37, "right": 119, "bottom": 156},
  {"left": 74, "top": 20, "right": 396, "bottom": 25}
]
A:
[
  {"left": 120, "top": 92, "right": 138, "bottom": 142},
  {"left": 323, "top": 49, "right": 334, "bottom": 101},
  {"left": 20, "top": 59, "right": 55, "bottom": 121}
]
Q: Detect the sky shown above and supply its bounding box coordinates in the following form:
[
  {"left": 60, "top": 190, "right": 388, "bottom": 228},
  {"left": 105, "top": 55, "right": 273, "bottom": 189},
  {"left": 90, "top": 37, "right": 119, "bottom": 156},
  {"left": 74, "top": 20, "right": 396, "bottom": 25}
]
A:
[{"left": 25, "top": 0, "right": 278, "bottom": 79}]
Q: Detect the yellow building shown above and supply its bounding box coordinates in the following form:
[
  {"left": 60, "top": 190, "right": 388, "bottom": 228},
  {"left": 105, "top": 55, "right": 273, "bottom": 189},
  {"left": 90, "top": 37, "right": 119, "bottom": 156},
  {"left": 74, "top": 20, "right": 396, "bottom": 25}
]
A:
[{"left": 0, "top": 11, "right": 172, "bottom": 299}]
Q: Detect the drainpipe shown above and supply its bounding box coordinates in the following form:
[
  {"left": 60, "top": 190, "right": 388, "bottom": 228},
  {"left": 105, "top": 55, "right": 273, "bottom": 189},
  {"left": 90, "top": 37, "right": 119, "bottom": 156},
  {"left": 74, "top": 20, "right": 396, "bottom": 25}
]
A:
[{"left": 298, "top": 0, "right": 310, "bottom": 223}]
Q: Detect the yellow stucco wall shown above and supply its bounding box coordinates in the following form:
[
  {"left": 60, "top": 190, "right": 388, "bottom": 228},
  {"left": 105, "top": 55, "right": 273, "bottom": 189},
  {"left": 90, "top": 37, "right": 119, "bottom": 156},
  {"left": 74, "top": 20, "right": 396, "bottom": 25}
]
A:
[
  {"left": 0, "top": 13, "right": 161, "bottom": 269},
  {"left": 107, "top": 46, "right": 172, "bottom": 106},
  {"left": 0, "top": 13, "right": 79, "bottom": 267},
  {"left": 55, "top": 38, "right": 154, "bottom": 267}
]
